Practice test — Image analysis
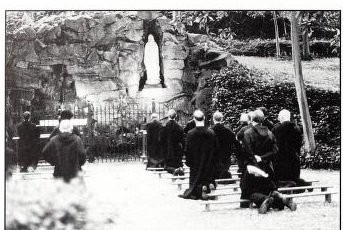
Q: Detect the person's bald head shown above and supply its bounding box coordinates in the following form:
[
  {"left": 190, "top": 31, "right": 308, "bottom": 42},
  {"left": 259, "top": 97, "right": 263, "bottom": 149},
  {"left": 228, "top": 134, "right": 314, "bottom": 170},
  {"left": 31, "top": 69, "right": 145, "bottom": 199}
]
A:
[
  {"left": 278, "top": 109, "right": 291, "bottom": 123},
  {"left": 213, "top": 111, "right": 223, "bottom": 124},
  {"left": 23, "top": 111, "right": 31, "bottom": 121},
  {"left": 59, "top": 119, "right": 73, "bottom": 133},
  {"left": 168, "top": 109, "right": 177, "bottom": 120},
  {"left": 251, "top": 109, "right": 265, "bottom": 124},
  {"left": 193, "top": 110, "right": 205, "bottom": 127},
  {"left": 239, "top": 113, "right": 250, "bottom": 125}
]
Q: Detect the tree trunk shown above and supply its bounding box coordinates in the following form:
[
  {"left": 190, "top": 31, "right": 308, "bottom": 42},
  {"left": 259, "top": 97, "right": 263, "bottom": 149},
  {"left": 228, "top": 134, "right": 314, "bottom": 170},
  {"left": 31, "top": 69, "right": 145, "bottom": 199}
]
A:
[
  {"left": 273, "top": 11, "right": 281, "bottom": 59},
  {"left": 172, "top": 11, "right": 180, "bottom": 22},
  {"left": 283, "top": 18, "right": 288, "bottom": 37},
  {"left": 290, "top": 11, "right": 316, "bottom": 152},
  {"left": 302, "top": 28, "right": 311, "bottom": 59}
]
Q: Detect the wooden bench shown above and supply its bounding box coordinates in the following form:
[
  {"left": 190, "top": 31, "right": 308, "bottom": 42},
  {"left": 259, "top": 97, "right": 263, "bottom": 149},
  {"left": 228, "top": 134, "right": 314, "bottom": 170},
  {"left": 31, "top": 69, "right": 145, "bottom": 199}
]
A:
[
  {"left": 282, "top": 190, "right": 338, "bottom": 203},
  {"left": 146, "top": 167, "right": 165, "bottom": 171},
  {"left": 202, "top": 199, "right": 251, "bottom": 212},
  {"left": 202, "top": 184, "right": 335, "bottom": 211},
  {"left": 153, "top": 170, "right": 190, "bottom": 178},
  {"left": 166, "top": 172, "right": 242, "bottom": 182},
  {"left": 173, "top": 178, "right": 241, "bottom": 190},
  {"left": 207, "top": 180, "right": 321, "bottom": 199}
]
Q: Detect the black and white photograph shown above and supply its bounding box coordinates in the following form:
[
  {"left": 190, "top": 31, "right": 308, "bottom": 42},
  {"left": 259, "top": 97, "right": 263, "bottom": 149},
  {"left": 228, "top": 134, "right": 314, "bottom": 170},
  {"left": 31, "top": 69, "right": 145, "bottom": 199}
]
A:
[{"left": 2, "top": 3, "right": 341, "bottom": 230}]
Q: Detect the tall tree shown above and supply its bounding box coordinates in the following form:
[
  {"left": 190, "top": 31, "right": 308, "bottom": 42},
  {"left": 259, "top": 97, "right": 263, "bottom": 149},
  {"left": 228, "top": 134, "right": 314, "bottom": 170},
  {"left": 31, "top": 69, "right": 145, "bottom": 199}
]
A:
[
  {"left": 290, "top": 11, "right": 316, "bottom": 152},
  {"left": 272, "top": 11, "right": 281, "bottom": 59}
]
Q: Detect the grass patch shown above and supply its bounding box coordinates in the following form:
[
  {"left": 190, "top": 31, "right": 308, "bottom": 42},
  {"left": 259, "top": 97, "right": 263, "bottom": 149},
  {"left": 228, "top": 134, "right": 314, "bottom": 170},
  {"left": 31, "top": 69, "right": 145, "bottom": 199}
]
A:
[{"left": 233, "top": 56, "right": 340, "bottom": 92}]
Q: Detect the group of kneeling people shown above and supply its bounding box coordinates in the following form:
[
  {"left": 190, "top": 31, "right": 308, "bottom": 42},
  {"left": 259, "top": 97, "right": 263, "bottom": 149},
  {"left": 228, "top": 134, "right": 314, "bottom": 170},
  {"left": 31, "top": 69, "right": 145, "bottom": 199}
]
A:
[{"left": 146, "top": 107, "right": 308, "bottom": 214}]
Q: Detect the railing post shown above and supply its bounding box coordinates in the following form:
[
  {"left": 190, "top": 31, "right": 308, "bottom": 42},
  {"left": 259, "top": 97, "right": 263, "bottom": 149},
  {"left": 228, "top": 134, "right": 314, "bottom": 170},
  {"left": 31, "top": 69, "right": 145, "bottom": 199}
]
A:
[{"left": 141, "top": 130, "right": 147, "bottom": 163}]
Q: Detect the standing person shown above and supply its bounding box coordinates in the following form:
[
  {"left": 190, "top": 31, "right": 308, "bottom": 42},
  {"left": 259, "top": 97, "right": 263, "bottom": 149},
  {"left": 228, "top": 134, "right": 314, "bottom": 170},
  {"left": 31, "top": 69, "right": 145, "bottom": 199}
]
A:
[
  {"left": 49, "top": 109, "right": 80, "bottom": 140},
  {"left": 42, "top": 119, "right": 86, "bottom": 183},
  {"left": 163, "top": 109, "right": 184, "bottom": 176},
  {"left": 211, "top": 111, "right": 237, "bottom": 181},
  {"left": 180, "top": 110, "right": 217, "bottom": 200},
  {"left": 240, "top": 110, "right": 296, "bottom": 213},
  {"left": 17, "top": 111, "right": 40, "bottom": 172},
  {"left": 272, "top": 109, "right": 311, "bottom": 187},
  {"left": 258, "top": 107, "right": 274, "bottom": 130},
  {"left": 146, "top": 113, "right": 164, "bottom": 168}
]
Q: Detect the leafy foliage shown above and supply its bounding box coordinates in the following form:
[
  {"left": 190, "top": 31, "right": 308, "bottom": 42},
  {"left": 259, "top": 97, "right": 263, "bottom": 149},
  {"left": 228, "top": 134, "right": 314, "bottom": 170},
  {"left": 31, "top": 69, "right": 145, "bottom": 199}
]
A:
[
  {"left": 206, "top": 61, "right": 340, "bottom": 169},
  {"left": 6, "top": 177, "right": 117, "bottom": 229},
  {"left": 6, "top": 179, "right": 87, "bottom": 230}
]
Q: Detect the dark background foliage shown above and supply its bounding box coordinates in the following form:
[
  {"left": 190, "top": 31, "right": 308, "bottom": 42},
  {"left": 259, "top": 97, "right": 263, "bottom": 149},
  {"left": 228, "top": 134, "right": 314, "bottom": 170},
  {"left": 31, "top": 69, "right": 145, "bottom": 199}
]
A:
[{"left": 205, "top": 61, "right": 340, "bottom": 169}]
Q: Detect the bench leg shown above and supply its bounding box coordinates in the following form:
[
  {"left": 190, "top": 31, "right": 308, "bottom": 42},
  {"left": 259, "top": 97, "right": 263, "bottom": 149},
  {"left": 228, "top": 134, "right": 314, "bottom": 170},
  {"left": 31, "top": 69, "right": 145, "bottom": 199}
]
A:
[
  {"left": 325, "top": 194, "right": 332, "bottom": 203},
  {"left": 158, "top": 173, "right": 162, "bottom": 179},
  {"left": 205, "top": 203, "right": 210, "bottom": 211},
  {"left": 178, "top": 184, "right": 182, "bottom": 190}
]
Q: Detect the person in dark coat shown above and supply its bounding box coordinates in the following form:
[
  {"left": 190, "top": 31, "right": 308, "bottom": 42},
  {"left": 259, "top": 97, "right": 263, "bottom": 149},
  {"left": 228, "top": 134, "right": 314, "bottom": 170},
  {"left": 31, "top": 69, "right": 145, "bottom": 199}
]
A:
[
  {"left": 272, "top": 109, "right": 311, "bottom": 187},
  {"left": 146, "top": 113, "right": 164, "bottom": 168},
  {"left": 163, "top": 109, "right": 185, "bottom": 175},
  {"left": 42, "top": 119, "right": 86, "bottom": 182},
  {"left": 258, "top": 107, "right": 274, "bottom": 130},
  {"left": 240, "top": 109, "right": 297, "bottom": 213},
  {"left": 235, "top": 112, "right": 253, "bottom": 173},
  {"left": 183, "top": 119, "right": 196, "bottom": 135},
  {"left": 17, "top": 111, "right": 41, "bottom": 172},
  {"left": 180, "top": 110, "right": 217, "bottom": 200},
  {"left": 49, "top": 110, "right": 80, "bottom": 140},
  {"left": 211, "top": 111, "right": 237, "bottom": 181}
]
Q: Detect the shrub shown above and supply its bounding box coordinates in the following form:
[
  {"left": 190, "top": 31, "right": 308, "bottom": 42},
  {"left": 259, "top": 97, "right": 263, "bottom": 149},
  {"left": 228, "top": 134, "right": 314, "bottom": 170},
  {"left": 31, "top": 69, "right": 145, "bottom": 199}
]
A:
[{"left": 206, "top": 61, "right": 340, "bottom": 169}]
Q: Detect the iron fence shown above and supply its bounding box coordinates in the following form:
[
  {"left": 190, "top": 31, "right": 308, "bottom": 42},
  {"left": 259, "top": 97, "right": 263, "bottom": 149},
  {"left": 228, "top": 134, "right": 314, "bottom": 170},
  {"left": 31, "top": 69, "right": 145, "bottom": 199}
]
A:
[{"left": 7, "top": 95, "right": 194, "bottom": 165}]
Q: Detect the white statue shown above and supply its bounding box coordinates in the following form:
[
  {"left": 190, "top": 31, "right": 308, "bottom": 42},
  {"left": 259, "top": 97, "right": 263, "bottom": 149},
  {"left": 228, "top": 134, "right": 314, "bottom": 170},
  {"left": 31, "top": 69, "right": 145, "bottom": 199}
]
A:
[{"left": 144, "top": 35, "right": 160, "bottom": 85}]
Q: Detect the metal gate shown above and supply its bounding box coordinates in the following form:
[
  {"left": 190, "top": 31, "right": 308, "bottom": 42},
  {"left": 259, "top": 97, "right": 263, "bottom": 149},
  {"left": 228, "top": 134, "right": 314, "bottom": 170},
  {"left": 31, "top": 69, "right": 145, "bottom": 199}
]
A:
[{"left": 6, "top": 93, "right": 194, "bottom": 164}]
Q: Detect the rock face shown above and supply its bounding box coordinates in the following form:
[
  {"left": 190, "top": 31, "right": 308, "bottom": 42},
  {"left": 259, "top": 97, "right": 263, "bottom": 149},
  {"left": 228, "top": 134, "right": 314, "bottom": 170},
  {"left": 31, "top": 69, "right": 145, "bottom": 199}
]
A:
[{"left": 6, "top": 11, "right": 233, "bottom": 115}]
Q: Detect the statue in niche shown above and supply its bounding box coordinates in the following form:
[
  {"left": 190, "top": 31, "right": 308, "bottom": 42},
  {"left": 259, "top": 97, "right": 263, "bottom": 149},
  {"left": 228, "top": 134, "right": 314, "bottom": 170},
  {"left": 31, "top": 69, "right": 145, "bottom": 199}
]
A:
[{"left": 144, "top": 35, "right": 161, "bottom": 87}]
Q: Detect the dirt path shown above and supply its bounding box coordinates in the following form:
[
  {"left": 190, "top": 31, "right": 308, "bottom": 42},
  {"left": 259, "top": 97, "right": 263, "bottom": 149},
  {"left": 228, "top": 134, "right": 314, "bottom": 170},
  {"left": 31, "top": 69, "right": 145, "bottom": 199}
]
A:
[{"left": 82, "top": 162, "right": 340, "bottom": 230}]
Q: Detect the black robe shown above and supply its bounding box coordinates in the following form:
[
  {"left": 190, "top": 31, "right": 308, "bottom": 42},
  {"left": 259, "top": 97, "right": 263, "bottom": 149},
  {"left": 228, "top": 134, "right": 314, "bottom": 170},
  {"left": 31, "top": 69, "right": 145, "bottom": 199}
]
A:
[
  {"left": 235, "top": 124, "right": 253, "bottom": 172},
  {"left": 183, "top": 120, "right": 196, "bottom": 135},
  {"left": 262, "top": 118, "right": 274, "bottom": 131},
  {"left": 17, "top": 120, "right": 41, "bottom": 168},
  {"left": 240, "top": 124, "right": 278, "bottom": 199},
  {"left": 183, "top": 127, "right": 217, "bottom": 199},
  {"left": 146, "top": 120, "right": 164, "bottom": 167},
  {"left": 272, "top": 121, "right": 302, "bottom": 182},
  {"left": 162, "top": 120, "right": 184, "bottom": 172},
  {"left": 211, "top": 123, "right": 237, "bottom": 180},
  {"left": 42, "top": 132, "right": 86, "bottom": 182}
]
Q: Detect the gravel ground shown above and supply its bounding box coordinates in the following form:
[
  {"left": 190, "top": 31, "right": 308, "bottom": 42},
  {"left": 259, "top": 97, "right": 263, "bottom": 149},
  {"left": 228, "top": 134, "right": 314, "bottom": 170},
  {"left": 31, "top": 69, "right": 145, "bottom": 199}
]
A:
[{"left": 81, "top": 162, "right": 340, "bottom": 230}]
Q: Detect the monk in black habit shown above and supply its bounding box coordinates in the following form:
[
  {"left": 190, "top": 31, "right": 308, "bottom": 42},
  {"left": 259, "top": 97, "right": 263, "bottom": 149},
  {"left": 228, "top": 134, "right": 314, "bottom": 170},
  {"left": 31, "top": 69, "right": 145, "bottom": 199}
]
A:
[
  {"left": 146, "top": 113, "right": 164, "bottom": 168},
  {"left": 211, "top": 111, "right": 237, "bottom": 181},
  {"left": 240, "top": 109, "right": 297, "bottom": 213},
  {"left": 163, "top": 109, "right": 185, "bottom": 176},
  {"left": 17, "top": 111, "right": 41, "bottom": 172},
  {"left": 180, "top": 110, "right": 217, "bottom": 200},
  {"left": 272, "top": 109, "right": 311, "bottom": 187},
  {"left": 235, "top": 112, "right": 253, "bottom": 173}
]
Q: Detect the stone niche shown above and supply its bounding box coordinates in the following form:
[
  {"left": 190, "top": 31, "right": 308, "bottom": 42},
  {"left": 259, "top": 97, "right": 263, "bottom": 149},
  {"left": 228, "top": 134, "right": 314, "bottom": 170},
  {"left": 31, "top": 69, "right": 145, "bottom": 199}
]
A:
[{"left": 6, "top": 11, "right": 233, "bottom": 113}]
